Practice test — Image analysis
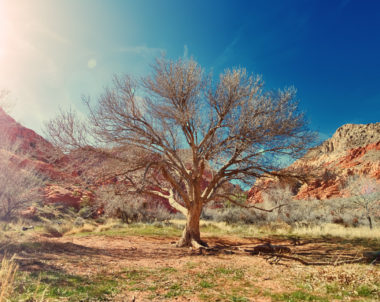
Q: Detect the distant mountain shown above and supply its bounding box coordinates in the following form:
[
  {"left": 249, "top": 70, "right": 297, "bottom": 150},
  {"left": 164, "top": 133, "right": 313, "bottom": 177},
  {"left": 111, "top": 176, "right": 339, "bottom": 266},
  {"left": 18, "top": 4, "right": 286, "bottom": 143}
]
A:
[{"left": 248, "top": 123, "right": 380, "bottom": 202}]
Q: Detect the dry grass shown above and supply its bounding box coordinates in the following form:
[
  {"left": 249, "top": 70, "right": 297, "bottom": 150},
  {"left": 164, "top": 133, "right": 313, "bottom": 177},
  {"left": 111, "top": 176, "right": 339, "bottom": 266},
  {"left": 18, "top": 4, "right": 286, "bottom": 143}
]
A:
[
  {"left": 1, "top": 219, "right": 379, "bottom": 301},
  {"left": 60, "top": 218, "right": 380, "bottom": 242},
  {"left": 93, "top": 219, "right": 125, "bottom": 233},
  {"left": 173, "top": 219, "right": 380, "bottom": 241},
  {"left": 285, "top": 223, "right": 380, "bottom": 239},
  {"left": 171, "top": 219, "right": 264, "bottom": 237},
  {"left": 0, "top": 221, "right": 37, "bottom": 250},
  {"left": 64, "top": 223, "right": 97, "bottom": 235},
  {"left": 42, "top": 223, "right": 75, "bottom": 237},
  {"left": 60, "top": 219, "right": 126, "bottom": 236},
  {"left": 0, "top": 255, "right": 18, "bottom": 302}
]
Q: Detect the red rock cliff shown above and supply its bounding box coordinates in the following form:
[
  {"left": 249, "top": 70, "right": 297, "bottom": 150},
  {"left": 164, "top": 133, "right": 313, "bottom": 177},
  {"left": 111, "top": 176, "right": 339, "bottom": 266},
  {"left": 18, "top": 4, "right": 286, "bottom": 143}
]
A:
[{"left": 248, "top": 123, "right": 380, "bottom": 202}]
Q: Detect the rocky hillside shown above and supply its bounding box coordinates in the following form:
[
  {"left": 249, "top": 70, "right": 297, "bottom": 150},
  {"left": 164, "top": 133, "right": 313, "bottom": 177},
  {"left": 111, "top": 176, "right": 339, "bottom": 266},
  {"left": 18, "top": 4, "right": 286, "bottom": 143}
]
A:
[
  {"left": 248, "top": 123, "right": 380, "bottom": 202},
  {"left": 0, "top": 107, "right": 66, "bottom": 180},
  {"left": 0, "top": 107, "right": 59, "bottom": 162},
  {"left": 0, "top": 109, "right": 210, "bottom": 213},
  {"left": 0, "top": 108, "right": 96, "bottom": 210}
]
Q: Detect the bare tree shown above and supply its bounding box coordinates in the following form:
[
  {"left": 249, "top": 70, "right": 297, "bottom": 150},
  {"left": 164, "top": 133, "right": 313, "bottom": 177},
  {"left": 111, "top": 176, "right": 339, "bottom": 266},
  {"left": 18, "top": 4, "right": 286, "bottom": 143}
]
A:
[
  {"left": 261, "top": 185, "right": 294, "bottom": 222},
  {"left": 0, "top": 95, "right": 44, "bottom": 220},
  {"left": 0, "top": 137, "right": 44, "bottom": 220},
  {"left": 345, "top": 176, "right": 380, "bottom": 229},
  {"left": 45, "top": 57, "right": 314, "bottom": 247}
]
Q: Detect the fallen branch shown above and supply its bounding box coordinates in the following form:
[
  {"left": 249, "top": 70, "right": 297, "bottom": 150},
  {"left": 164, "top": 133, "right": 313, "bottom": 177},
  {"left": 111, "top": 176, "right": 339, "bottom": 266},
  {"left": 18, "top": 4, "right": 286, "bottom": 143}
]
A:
[
  {"left": 243, "top": 243, "right": 292, "bottom": 255},
  {"left": 264, "top": 253, "right": 366, "bottom": 266}
]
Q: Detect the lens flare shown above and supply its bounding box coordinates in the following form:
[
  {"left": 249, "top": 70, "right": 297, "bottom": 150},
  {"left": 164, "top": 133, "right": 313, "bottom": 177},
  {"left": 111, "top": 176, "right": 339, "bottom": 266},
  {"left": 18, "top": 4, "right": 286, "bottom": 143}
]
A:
[{"left": 88, "top": 58, "right": 97, "bottom": 69}]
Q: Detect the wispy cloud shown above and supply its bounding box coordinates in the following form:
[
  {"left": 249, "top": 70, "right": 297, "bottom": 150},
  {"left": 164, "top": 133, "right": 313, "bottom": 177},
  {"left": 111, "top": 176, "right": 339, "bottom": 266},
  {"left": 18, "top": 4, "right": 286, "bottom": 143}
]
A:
[
  {"left": 183, "top": 44, "right": 188, "bottom": 59},
  {"left": 214, "top": 22, "right": 247, "bottom": 66},
  {"left": 214, "top": 24, "right": 245, "bottom": 68},
  {"left": 116, "top": 45, "right": 164, "bottom": 57}
]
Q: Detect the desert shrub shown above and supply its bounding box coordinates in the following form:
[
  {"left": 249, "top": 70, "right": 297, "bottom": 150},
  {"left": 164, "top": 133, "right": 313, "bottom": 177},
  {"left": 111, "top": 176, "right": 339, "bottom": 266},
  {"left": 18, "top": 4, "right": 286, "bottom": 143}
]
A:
[
  {"left": 261, "top": 185, "right": 294, "bottom": 222},
  {"left": 0, "top": 140, "right": 44, "bottom": 220},
  {"left": 43, "top": 223, "right": 73, "bottom": 237},
  {"left": 31, "top": 203, "right": 79, "bottom": 225},
  {"left": 202, "top": 206, "right": 263, "bottom": 225},
  {"left": 276, "top": 199, "right": 335, "bottom": 227},
  {"left": 205, "top": 182, "right": 380, "bottom": 229},
  {"left": 274, "top": 196, "right": 380, "bottom": 228},
  {"left": 201, "top": 207, "right": 218, "bottom": 221},
  {"left": 59, "top": 223, "right": 74, "bottom": 234},
  {"left": 344, "top": 176, "right": 380, "bottom": 229},
  {"left": 78, "top": 206, "right": 94, "bottom": 219},
  {"left": 96, "top": 190, "right": 171, "bottom": 224},
  {"left": 74, "top": 217, "right": 85, "bottom": 227},
  {"left": 43, "top": 225, "right": 64, "bottom": 237}
]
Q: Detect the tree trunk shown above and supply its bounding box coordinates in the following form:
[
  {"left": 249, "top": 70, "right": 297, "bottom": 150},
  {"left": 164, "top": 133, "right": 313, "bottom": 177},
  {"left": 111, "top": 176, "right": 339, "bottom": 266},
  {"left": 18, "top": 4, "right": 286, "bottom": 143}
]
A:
[
  {"left": 367, "top": 216, "right": 373, "bottom": 230},
  {"left": 177, "top": 203, "right": 207, "bottom": 248}
]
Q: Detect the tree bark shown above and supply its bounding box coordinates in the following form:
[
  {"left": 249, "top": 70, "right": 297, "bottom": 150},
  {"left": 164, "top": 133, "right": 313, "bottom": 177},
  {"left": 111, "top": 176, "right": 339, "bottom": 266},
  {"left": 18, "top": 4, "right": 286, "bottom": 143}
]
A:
[
  {"left": 367, "top": 216, "right": 373, "bottom": 230},
  {"left": 176, "top": 202, "right": 207, "bottom": 248}
]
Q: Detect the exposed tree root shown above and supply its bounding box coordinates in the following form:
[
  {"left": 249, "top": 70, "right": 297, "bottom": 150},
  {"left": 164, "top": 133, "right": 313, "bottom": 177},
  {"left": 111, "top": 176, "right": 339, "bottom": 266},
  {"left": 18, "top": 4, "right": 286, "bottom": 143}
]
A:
[
  {"left": 176, "top": 238, "right": 209, "bottom": 249},
  {"left": 188, "top": 242, "right": 371, "bottom": 266},
  {"left": 264, "top": 253, "right": 366, "bottom": 266}
]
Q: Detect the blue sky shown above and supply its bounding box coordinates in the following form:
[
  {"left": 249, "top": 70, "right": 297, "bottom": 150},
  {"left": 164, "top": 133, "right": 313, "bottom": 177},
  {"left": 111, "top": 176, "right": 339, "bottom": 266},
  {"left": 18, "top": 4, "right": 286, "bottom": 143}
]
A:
[{"left": 0, "top": 0, "right": 379, "bottom": 141}]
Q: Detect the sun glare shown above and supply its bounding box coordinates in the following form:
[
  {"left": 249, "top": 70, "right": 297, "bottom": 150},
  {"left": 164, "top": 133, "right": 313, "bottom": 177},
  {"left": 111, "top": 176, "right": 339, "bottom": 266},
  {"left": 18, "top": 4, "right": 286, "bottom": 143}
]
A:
[{"left": 0, "top": 1, "right": 5, "bottom": 57}]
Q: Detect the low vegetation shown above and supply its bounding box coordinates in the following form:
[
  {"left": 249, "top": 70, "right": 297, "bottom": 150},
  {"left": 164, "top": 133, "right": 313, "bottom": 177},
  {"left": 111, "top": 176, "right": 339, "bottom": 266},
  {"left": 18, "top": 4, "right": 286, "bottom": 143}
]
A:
[
  {"left": 203, "top": 190, "right": 380, "bottom": 230},
  {"left": 0, "top": 255, "right": 18, "bottom": 301},
  {"left": 0, "top": 138, "right": 44, "bottom": 221},
  {"left": 1, "top": 211, "right": 379, "bottom": 301}
]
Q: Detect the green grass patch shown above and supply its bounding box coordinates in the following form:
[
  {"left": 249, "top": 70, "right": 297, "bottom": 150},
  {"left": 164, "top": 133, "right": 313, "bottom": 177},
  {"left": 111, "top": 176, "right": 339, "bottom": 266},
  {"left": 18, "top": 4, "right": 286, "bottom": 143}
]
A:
[
  {"left": 160, "top": 266, "right": 177, "bottom": 273},
  {"left": 270, "top": 290, "right": 329, "bottom": 302},
  {"left": 14, "top": 271, "right": 119, "bottom": 301},
  {"left": 357, "top": 285, "right": 376, "bottom": 297},
  {"left": 199, "top": 280, "right": 214, "bottom": 288},
  {"left": 229, "top": 296, "right": 249, "bottom": 302},
  {"left": 214, "top": 266, "right": 245, "bottom": 280},
  {"left": 164, "top": 283, "right": 186, "bottom": 298},
  {"left": 71, "top": 222, "right": 182, "bottom": 237}
]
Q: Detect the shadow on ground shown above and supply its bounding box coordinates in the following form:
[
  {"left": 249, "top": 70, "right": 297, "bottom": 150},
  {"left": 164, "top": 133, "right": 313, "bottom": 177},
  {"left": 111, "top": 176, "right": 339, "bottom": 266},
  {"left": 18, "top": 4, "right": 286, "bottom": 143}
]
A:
[{"left": 0, "top": 234, "right": 376, "bottom": 273}]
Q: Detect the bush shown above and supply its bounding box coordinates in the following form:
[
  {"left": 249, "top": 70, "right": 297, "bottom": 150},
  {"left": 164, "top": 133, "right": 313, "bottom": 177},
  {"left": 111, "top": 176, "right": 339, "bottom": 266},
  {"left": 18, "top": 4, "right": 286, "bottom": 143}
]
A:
[
  {"left": 74, "top": 217, "right": 85, "bottom": 227},
  {"left": 43, "top": 225, "right": 63, "bottom": 237},
  {"left": 78, "top": 206, "right": 94, "bottom": 219},
  {"left": 202, "top": 183, "right": 380, "bottom": 229},
  {"left": 202, "top": 207, "right": 263, "bottom": 225},
  {"left": 96, "top": 190, "right": 171, "bottom": 224},
  {"left": 43, "top": 223, "right": 73, "bottom": 237},
  {"left": 0, "top": 138, "right": 44, "bottom": 220}
]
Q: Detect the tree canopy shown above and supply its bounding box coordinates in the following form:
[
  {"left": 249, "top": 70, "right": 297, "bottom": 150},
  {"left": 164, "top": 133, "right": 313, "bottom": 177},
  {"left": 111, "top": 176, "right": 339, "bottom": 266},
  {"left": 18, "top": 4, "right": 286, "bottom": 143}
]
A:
[{"left": 45, "top": 57, "right": 315, "bottom": 247}]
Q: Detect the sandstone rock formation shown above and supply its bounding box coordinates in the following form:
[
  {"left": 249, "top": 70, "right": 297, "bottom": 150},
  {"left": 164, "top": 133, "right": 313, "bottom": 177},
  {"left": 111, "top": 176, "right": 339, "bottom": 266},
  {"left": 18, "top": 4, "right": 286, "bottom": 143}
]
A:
[
  {"left": 44, "top": 185, "right": 94, "bottom": 209},
  {"left": 0, "top": 108, "right": 87, "bottom": 211},
  {"left": 0, "top": 107, "right": 59, "bottom": 162},
  {"left": 248, "top": 123, "right": 380, "bottom": 202}
]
